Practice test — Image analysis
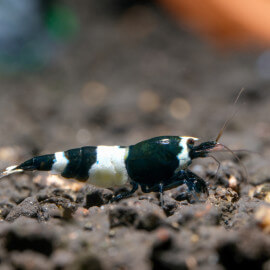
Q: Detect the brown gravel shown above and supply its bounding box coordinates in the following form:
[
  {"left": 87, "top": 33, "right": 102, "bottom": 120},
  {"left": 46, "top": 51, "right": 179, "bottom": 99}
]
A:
[{"left": 0, "top": 1, "right": 270, "bottom": 269}]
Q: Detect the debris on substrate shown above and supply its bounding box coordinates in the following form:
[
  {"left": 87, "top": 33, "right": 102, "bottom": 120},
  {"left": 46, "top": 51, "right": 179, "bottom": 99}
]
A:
[
  {"left": 0, "top": 2, "right": 270, "bottom": 269},
  {"left": 0, "top": 161, "right": 269, "bottom": 270}
]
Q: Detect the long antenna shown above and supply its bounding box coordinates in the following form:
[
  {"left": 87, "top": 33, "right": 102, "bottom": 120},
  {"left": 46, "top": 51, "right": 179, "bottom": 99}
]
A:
[
  {"left": 218, "top": 143, "right": 248, "bottom": 182},
  {"left": 208, "top": 155, "right": 221, "bottom": 182},
  {"left": 215, "top": 88, "right": 245, "bottom": 142}
]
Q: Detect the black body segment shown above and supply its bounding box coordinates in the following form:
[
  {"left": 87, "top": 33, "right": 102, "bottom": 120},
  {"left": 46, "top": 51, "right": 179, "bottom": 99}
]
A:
[
  {"left": 61, "top": 148, "right": 81, "bottom": 179},
  {"left": 125, "top": 136, "right": 182, "bottom": 186},
  {"left": 61, "top": 146, "right": 97, "bottom": 181},
  {"left": 17, "top": 154, "right": 55, "bottom": 171},
  {"left": 16, "top": 147, "right": 97, "bottom": 182}
]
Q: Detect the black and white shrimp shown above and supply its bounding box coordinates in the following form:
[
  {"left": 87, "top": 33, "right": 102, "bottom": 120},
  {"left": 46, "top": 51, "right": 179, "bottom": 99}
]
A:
[
  {"left": 0, "top": 136, "right": 227, "bottom": 204},
  {"left": 0, "top": 90, "right": 245, "bottom": 204}
]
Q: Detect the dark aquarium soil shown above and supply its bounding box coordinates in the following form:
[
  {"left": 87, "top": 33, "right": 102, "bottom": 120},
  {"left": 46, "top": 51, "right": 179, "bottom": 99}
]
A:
[{"left": 0, "top": 1, "right": 270, "bottom": 270}]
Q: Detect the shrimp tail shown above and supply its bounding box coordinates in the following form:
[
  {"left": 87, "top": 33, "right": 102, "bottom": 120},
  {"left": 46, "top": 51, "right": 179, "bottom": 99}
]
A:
[{"left": 0, "top": 165, "right": 23, "bottom": 179}]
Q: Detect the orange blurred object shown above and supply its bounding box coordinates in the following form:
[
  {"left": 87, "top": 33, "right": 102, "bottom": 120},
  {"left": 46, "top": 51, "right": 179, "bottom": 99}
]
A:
[{"left": 158, "top": 0, "right": 270, "bottom": 48}]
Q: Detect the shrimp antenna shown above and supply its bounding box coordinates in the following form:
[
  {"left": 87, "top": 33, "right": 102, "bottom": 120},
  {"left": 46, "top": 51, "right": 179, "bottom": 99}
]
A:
[
  {"left": 215, "top": 88, "right": 245, "bottom": 142},
  {"left": 218, "top": 143, "right": 248, "bottom": 182},
  {"left": 208, "top": 155, "right": 221, "bottom": 183}
]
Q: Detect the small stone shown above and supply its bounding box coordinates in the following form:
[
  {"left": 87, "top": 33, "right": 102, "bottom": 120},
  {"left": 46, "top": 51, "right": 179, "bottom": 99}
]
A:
[
  {"left": 249, "top": 183, "right": 270, "bottom": 202},
  {"left": 74, "top": 207, "right": 90, "bottom": 218},
  {"left": 136, "top": 212, "right": 163, "bottom": 231},
  {"left": 83, "top": 187, "right": 113, "bottom": 208},
  {"left": 215, "top": 187, "right": 239, "bottom": 202},
  {"left": 108, "top": 206, "right": 138, "bottom": 228},
  {"left": 108, "top": 229, "right": 116, "bottom": 237},
  {"left": 255, "top": 205, "right": 270, "bottom": 233},
  {"left": 156, "top": 228, "right": 171, "bottom": 244},
  {"left": 0, "top": 202, "right": 14, "bottom": 219},
  {"left": 6, "top": 197, "right": 41, "bottom": 222},
  {"left": 41, "top": 203, "right": 62, "bottom": 219},
  {"left": 162, "top": 196, "right": 178, "bottom": 216},
  {"left": 36, "top": 190, "right": 50, "bottom": 202},
  {"left": 84, "top": 222, "right": 93, "bottom": 231}
]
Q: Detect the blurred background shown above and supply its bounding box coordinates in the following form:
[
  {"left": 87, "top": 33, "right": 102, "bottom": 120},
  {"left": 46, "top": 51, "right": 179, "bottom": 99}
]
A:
[{"left": 0, "top": 0, "right": 269, "bottom": 167}]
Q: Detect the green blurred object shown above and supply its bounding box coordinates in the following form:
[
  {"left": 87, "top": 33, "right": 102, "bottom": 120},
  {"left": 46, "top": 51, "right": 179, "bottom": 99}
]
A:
[
  {"left": 46, "top": 4, "right": 79, "bottom": 40},
  {"left": 0, "top": 0, "right": 79, "bottom": 73}
]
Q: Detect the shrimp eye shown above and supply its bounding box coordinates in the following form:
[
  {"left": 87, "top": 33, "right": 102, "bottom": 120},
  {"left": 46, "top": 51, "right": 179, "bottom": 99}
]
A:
[{"left": 187, "top": 138, "right": 195, "bottom": 147}]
